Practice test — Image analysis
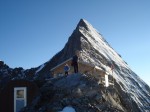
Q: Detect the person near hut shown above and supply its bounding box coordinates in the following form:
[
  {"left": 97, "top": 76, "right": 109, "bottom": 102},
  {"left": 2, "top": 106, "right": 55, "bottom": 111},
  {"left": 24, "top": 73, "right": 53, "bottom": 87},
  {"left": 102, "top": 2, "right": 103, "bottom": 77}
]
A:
[
  {"left": 64, "top": 64, "right": 70, "bottom": 76},
  {"left": 72, "top": 50, "right": 80, "bottom": 73}
]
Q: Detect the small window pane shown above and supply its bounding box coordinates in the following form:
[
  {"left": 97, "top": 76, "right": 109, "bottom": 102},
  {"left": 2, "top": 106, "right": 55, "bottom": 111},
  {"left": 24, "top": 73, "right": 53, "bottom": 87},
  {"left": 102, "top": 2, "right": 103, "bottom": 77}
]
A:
[
  {"left": 17, "top": 90, "right": 24, "bottom": 98},
  {"left": 16, "top": 100, "right": 24, "bottom": 112}
]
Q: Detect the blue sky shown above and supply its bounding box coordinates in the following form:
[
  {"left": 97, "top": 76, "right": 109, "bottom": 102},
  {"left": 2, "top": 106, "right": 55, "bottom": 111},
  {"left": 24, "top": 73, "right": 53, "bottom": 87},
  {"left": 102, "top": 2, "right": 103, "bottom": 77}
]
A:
[{"left": 0, "top": 0, "right": 149, "bottom": 86}]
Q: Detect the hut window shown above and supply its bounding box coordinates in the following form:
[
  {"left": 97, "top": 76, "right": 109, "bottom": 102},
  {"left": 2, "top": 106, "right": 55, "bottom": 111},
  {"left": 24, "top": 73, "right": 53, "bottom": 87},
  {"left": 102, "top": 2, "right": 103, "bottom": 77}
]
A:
[{"left": 14, "top": 87, "right": 27, "bottom": 112}]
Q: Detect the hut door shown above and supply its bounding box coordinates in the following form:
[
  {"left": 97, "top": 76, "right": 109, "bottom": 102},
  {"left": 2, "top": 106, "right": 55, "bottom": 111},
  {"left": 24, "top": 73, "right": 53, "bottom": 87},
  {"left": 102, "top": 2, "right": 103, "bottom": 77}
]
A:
[{"left": 14, "top": 87, "right": 27, "bottom": 112}]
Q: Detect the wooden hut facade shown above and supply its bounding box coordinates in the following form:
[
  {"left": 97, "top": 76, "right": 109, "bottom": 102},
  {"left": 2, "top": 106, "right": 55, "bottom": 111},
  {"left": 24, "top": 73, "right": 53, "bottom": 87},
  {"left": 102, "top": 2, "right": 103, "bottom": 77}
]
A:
[{"left": 50, "top": 58, "right": 108, "bottom": 85}]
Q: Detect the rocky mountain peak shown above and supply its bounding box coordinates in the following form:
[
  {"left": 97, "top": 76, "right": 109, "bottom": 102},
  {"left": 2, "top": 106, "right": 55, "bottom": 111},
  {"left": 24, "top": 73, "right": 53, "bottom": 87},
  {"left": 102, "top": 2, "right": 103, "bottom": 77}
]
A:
[
  {"left": 35, "top": 19, "right": 150, "bottom": 112},
  {"left": 76, "top": 19, "right": 89, "bottom": 30}
]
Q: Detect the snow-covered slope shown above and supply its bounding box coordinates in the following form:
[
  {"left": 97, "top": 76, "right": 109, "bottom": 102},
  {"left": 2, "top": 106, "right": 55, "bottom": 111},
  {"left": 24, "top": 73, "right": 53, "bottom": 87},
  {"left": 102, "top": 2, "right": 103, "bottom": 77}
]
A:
[
  {"left": 77, "top": 19, "right": 150, "bottom": 111},
  {"left": 36, "top": 19, "right": 150, "bottom": 111}
]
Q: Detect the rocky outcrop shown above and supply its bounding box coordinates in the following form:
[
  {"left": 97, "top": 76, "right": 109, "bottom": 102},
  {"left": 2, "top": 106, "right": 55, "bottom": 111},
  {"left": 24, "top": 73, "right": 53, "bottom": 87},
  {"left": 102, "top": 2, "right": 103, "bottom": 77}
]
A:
[
  {"left": 22, "top": 74, "right": 127, "bottom": 112},
  {"left": 0, "top": 61, "right": 37, "bottom": 90}
]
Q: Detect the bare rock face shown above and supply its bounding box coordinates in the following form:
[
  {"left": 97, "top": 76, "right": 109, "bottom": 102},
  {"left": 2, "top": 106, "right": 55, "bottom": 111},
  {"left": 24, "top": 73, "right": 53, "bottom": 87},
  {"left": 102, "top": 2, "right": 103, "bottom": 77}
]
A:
[
  {"left": 35, "top": 19, "right": 150, "bottom": 112},
  {"left": 22, "top": 74, "right": 126, "bottom": 112}
]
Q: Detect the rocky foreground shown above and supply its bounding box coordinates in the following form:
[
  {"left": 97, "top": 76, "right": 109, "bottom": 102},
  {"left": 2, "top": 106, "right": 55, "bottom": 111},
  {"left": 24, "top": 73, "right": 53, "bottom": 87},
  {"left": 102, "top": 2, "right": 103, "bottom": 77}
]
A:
[{"left": 21, "top": 73, "right": 130, "bottom": 112}]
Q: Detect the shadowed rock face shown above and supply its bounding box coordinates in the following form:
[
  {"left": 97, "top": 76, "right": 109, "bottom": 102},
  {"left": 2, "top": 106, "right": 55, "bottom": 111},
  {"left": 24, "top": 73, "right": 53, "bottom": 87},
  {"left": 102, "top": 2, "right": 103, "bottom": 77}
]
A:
[{"left": 37, "top": 19, "right": 84, "bottom": 76}]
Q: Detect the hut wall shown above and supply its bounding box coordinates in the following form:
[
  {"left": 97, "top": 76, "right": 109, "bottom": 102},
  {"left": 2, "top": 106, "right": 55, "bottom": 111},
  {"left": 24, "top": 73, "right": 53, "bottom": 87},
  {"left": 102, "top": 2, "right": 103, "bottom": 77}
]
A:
[{"left": 0, "top": 80, "right": 39, "bottom": 112}]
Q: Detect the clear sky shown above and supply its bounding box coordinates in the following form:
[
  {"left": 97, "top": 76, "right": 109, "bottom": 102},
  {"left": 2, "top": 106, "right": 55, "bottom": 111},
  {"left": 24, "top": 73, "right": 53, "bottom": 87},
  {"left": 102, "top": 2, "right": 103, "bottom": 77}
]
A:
[{"left": 0, "top": 0, "right": 149, "bottom": 86}]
